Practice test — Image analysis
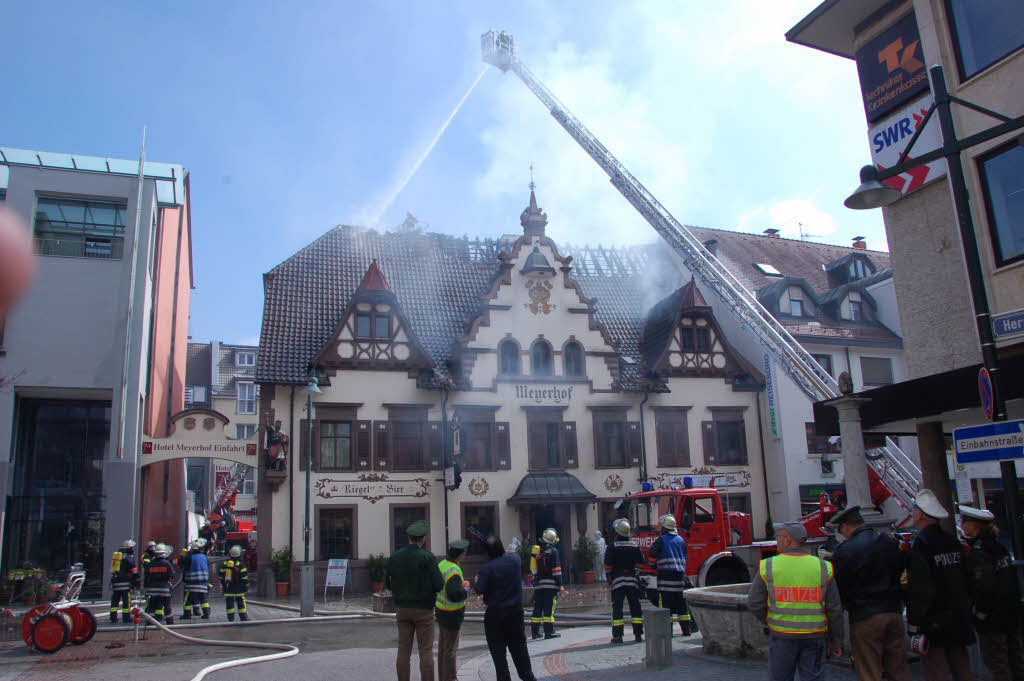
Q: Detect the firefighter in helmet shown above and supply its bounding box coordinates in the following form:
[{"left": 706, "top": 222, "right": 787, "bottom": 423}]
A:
[
  {"left": 219, "top": 545, "right": 249, "bottom": 622},
  {"left": 144, "top": 543, "right": 176, "bottom": 624},
  {"left": 109, "top": 539, "right": 139, "bottom": 623},
  {"left": 530, "top": 528, "right": 563, "bottom": 640},
  {"left": 182, "top": 539, "right": 211, "bottom": 620},
  {"left": 604, "top": 518, "right": 645, "bottom": 643},
  {"left": 649, "top": 514, "right": 693, "bottom": 635}
]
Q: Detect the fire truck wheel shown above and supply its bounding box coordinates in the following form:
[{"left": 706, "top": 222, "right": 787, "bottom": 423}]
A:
[
  {"left": 69, "top": 606, "right": 97, "bottom": 645},
  {"left": 32, "top": 612, "right": 71, "bottom": 653}
]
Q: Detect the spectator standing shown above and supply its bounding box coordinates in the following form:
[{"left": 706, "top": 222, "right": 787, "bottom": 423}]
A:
[
  {"left": 748, "top": 521, "right": 843, "bottom": 681},
  {"left": 474, "top": 536, "right": 537, "bottom": 681},
  {"left": 905, "top": 489, "right": 974, "bottom": 681},
  {"left": 829, "top": 505, "right": 910, "bottom": 681},
  {"left": 961, "top": 505, "right": 1024, "bottom": 681},
  {"left": 387, "top": 520, "right": 444, "bottom": 681},
  {"left": 435, "top": 539, "right": 470, "bottom": 681},
  {"left": 593, "top": 531, "right": 607, "bottom": 582}
]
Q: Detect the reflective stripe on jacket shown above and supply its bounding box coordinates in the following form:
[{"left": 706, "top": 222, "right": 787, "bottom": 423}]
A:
[
  {"left": 435, "top": 559, "right": 466, "bottom": 612},
  {"left": 759, "top": 554, "right": 832, "bottom": 635},
  {"left": 649, "top": 532, "right": 687, "bottom": 590}
]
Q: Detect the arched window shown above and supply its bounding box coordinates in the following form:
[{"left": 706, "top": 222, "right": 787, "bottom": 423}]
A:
[
  {"left": 531, "top": 340, "right": 553, "bottom": 376},
  {"left": 499, "top": 340, "right": 520, "bottom": 375},
  {"left": 564, "top": 341, "right": 584, "bottom": 376}
]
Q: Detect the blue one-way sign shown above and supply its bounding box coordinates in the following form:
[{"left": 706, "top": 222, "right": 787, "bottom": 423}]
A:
[{"left": 954, "top": 419, "right": 1024, "bottom": 464}]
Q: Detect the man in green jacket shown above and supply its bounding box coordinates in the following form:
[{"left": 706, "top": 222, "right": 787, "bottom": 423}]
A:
[
  {"left": 388, "top": 520, "right": 444, "bottom": 681},
  {"left": 436, "top": 539, "right": 470, "bottom": 681}
]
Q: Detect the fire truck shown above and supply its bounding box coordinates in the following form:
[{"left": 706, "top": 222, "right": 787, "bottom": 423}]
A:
[
  {"left": 618, "top": 467, "right": 899, "bottom": 587},
  {"left": 205, "top": 463, "right": 256, "bottom": 563}
]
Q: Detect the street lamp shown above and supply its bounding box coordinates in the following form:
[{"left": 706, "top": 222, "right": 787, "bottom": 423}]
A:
[
  {"left": 301, "top": 374, "right": 321, "bottom": 617},
  {"left": 844, "top": 64, "right": 1024, "bottom": 555}
]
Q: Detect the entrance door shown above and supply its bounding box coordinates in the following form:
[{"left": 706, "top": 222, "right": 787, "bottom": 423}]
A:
[{"left": 534, "top": 503, "right": 571, "bottom": 581}]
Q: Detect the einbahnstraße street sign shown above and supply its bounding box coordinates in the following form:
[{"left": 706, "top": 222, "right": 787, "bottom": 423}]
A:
[{"left": 953, "top": 419, "right": 1024, "bottom": 464}]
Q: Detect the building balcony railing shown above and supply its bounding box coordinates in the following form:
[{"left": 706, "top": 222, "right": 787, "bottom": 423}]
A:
[{"left": 34, "top": 235, "right": 124, "bottom": 260}]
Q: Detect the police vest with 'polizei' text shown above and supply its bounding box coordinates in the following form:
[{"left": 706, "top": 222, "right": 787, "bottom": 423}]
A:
[{"left": 760, "top": 553, "right": 832, "bottom": 635}]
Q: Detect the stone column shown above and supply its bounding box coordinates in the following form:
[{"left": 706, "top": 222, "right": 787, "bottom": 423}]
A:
[
  {"left": 916, "top": 421, "right": 954, "bottom": 533},
  {"left": 824, "top": 396, "right": 873, "bottom": 509}
]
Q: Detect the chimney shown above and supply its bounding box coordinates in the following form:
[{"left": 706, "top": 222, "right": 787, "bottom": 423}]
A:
[
  {"left": 703, "top": 239, "right": 718, "bottom": 256},
  {"left": 763, "top": 228, "right": 781, "bottom": 238},
  {"left": 852, "top": 236, "right": 866, "bottom": 250}
]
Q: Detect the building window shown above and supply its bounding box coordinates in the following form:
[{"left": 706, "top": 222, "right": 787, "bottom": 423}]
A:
[
  {"left": 392, "top": 421, "right": 424, "bottom": 470},
  {"left": 236, "top": 383, "right": 256, "bottom": 414},
  {"left": 531, "top": 340, "right": 553, "bottom": 376},
  {"left": 320, "top": 421, "right": 352, "bottom": 469},
  {"left": 593, "top": 409, "right": 627, "bottom": 468},
  {"left": 789, "top": 298, "right": 804, "bottom": 317},
  {"left": 849, "top": 300, "right": 864, "bottom": 321},
  {"left": 499, "top": 340, "right": 520, "bottom": 375},
  {"left": 848, "top": 258, "right": 871, "bottom": 281},
  {"left": 527, "top": 410, "right": 563, "bottom": 469},
  {"left": 239, "top": 466, "right": 256, "bottom": 496},
  {"left": 356, "top": 312, "right": 390, "bottom": 339},
  {"left": 811, "top": 354, "right": 833, "bottom": 378},
  {"left": 821, "top": 459, "right": 835, "bottom": 476},
  {"left": 655, "top": 408, "right": 690, "bottom": 467},
  {"left": 979, "top": 142, "right": 1024, "bottom": 266},
  {"left": 463, "top": 503, "right": 498, "bottom": 556},
  {"left": 945, "top": 0, "right": 1024, "bottom": 80},
  {"left": 461, "top": 421, "right": 493, "bottom": 470},
  {"left": 564, "top": 341, "right": 584, "bottom": 376},
  {"left": 695, "top": 328, "right": 711, "bottom": 352},
  {"left": 805, "top": 422, "right": 840, "bottom": 456},
  {"left": 33, "top": 196, "right": 127, "bottom": 259},
  {"left": 318, "top": 508, "right": 354, "bottom": 560},
  {"left": 680, "top": 328, "right": 695, "bottom": 352},
  {"left": 861, "top": 357, "right": 894, "bottom": 386},
  {"left": 236, "top": 424, "right": 256, "bottom": 440},
  {"left": 236, "top": 351, "right": 255, "bottom": 367},
  {"left": 391, "top": 505, "right": 428, "bottom": 551},
  {"left": 703, "top": 410, "right": 748, "bottom": 466}
]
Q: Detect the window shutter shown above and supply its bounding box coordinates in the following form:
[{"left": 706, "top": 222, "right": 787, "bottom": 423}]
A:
[
  {"left": 495, "top": 422, "right": 511, "bottom": 470},
  {"left": 737, "top": 418, "right": 748, "bottom": 465},
  {"left": 428, "top": 421, "right": 443, "bottom": 470},
  {"left": 655, "top": 421, "right": 672, "bottom": 467},
  {"left": 356, "top": 420, "right": 372, "bottom": 471},
  {"left": 374, "top": 421, "right": 390, "bottom": 470},
  {"left": 561, "top": 421, "right": 578, "bottom": 468},
  {"left": 702, "top": 421, "right": 716, "bottom": 465},
  {"left": 298, "top": 420, "right": 320, "bottom": 471},
  {"left": 626, "top": 421, "right": 642, "bottom": 468}
]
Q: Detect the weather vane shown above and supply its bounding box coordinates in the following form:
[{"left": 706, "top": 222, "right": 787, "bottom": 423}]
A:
[{"left": 529, "top": 163, "right": 535, "bottom": 191}]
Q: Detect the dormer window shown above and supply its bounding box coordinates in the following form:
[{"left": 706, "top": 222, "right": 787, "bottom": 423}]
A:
[
  {"left": 849, "top": 300, "right": 864, "bottom": 321},
  {"left": 695, "top": 328, "right": 711, "bottom": 352},
  {"left": 499, "top": 340, "right": 520, "bottom": 375},
  {"left": 790, "top": 298, "right": 804, "bottom": 317},
  {"left": 531, "top": 340, "right": 554, "bottom": 376},
  {"left": 849, "top": 258, "right": 870, "bottom": 280},
  {"left": 235, "top": 351, "right": 255, "bottom": 367}
]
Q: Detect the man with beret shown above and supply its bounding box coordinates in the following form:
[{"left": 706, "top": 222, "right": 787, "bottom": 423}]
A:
[
  {"left": 748, "top": 520, "right": 843, "bottom": 681},
  {"left": 829, "top": 505, "right": 909, "bottom": 681},
  {"left": 960, "top": 505, "right": 1024, "bottom": 680},
  {"left": 388, "top": 520, "right": 444, "bottom": 681},
  {"left": 435, "top": 539, "right": 470, "bottom": 681},
  {"left": 906, "top": 489, "right": 974, "bottom": 681}
]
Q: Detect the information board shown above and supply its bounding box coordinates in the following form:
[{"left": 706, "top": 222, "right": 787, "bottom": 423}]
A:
[{"left": 324, "top": 558, "right": 349, "bottom": 601}]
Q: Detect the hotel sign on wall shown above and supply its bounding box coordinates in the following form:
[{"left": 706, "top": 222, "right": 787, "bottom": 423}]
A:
[
  {"left": 141, "top": 440, "right": 257, "bottom": 457},
  {"left": 314, "top": 473, "right": 430, "bottom": 504},
  {"left": 515, "top": 385, "right": 574, "bottom": 404}
]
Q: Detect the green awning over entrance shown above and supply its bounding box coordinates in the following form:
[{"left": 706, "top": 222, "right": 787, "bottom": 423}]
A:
[{"left": 508, "top": 472, "right": 596, "bottom": 505}]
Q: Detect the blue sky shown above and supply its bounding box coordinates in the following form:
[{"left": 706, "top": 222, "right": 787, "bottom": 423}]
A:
[{"left": 2, "top": 1, "right": 887, "bottom": 345}]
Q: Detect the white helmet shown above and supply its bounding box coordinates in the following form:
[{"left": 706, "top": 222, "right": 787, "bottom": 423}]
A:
[
  {"left": 229, "top": 545, "right": 243, "bottom": 558},
  {"left": 155, "top": 543, "right": 170, "bottom": 558},
  {"left": 190, "top": 539, "right": 204, "bottom": 551},
  {"left": 121, "top": 539, "right": 137, "bottom": 550},
  {"left": 660, "top": 515, "right": 678, "bottom": 532},
  {"left": 542, "top": 528, "right": 558, "bottom": 544},
  {"left": 613, "top": 518, "right": 631, "bottom": 537}
]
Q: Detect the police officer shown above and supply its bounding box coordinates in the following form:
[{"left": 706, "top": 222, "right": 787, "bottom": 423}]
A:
[
  {"left": 144, "top": 543, "right": 175, "bottom": 624},
  {"left": 388, "top": 519, "right": 444, "bottom": 681},
  {"left": 829, "top": 505, "right": 909, "bottom": 681},
  {"left": 906, "top": 489, "right": 974, "bottom": 681},
  {"left": 604, "top": 518, "right": 644, "bottom": 644},
  {"left": 531, "top": 528, "right": 563, "bottom": 640},
  {"left": 109, "top": 539, "right": 139, "bottom": 623},
  {"left": 436, "top": 539, "right": 470, "bottom": 681},
  {"left": 182, "top": 539, "right": 211, "bottom": 620},
  {"left": 218, "top": 545, "right": 249, "bottom": 622},
  {"left": 648, "top": 515, "right": 693, "bottom": 636},
  {"left": 961, "top": 505, "right": 1024, "bottom": 681}
]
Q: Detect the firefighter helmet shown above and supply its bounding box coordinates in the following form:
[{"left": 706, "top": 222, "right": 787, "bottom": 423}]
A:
[
  {"left": 660, "top": 515, "right": 678, "bottom": 532},
  {"left": 121, "top": 539, "right": 137, "bottom": 550},
  {"left": 155, "top": 543, "right": 169, "bottom": 558},
  {"left": 542, "top": 528, "right": 559, "bottom": 544},
  {"left": 146, "top": 541, "right": 157, "bottom": 550},
  {"left": 613, "top": 518, "right": 631, "bottom": 537},
  {"left": 229, "top": 545, "right": 243, "bottom": 558}
]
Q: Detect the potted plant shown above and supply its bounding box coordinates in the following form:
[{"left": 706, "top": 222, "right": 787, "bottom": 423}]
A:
[
  {"left": 573, "top": 535, "right": 599, "bottom": 584},
  {"left": 367, "top": 553, "right": 388, "bottom": 593},
  {"left": 271, "top": 546, "right": 292, "bottom": 598}
]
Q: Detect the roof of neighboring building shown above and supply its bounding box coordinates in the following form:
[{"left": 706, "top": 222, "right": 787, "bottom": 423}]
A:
[
  {"left": 186, "top": 342, "right": 211, "bottom": 388},
  {"left": 214, "top": 344, "right": 258, "bottom": 396}
]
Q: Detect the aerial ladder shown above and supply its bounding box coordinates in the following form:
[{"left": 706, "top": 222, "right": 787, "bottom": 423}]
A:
[{"left": 481, "top": 31, "right": 921, "bottom": 511}]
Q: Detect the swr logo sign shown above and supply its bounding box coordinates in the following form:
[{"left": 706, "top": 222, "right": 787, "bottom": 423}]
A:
[{"left": 878, "top": 37, "right": 924, "bottom": 75}]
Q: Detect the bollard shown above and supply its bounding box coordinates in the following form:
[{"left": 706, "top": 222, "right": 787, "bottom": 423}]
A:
[
  {"left": 644, "top": 607, "right": 672, "bottom": 669},
  {"left": 300, "top": 563, "right": 315, "bottom": 617}
]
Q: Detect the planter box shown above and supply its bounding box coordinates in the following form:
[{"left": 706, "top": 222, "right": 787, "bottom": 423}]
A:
[
  {"left": 684, "top": 584, "right": 768, "bottom": 658},
  {"left": 371, "top": 592, "right": 395, "bottom": 613}
]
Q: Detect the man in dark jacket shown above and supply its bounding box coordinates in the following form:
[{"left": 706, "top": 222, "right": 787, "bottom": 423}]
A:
[
  {"left": 605, "top": 518, "right": 645, "bottom": 644},
  {"left": 830, "top": 505, "right": 910, "bottom": 681},
  {"left": 435, "top": 539, "right": 470, "bottom": 681},
  {"left": 961, "top": 505, "right": 1024, "bottom": 681},
  {"left": 906, "top": 489, "right": 974, "bottom": 681},
  {"left": 388, "top": 520, "right": 444, "bottom": 681},
  {"left": 474, "top": 536, "right": 536, "bottom": 681},
  {"left": 144, "top": 543, "right": 175, "bottom": 624}
]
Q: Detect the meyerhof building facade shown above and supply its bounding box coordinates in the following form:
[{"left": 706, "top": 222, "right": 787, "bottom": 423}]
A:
[{"left": 254, "top": 193, "right": 769, "bottom": 588}]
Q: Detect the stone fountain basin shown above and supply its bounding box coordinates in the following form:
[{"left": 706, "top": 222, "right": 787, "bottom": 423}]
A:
[{"left": 683, "top": 583, "right": 768, "bottom": 658}]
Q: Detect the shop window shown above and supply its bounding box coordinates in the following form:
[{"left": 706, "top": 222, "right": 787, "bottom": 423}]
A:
[
  {"left": 499, "top": 340, "right": 520, "bottom": 375},
  {"left": 531, "top": 340, "right": 553, "bottom": 376},
  {"left": 703, "top": 409, "right": 748, "bottom": 466},
  {"left": 564, "top": 341, "right": 584, "bottom": 376},
  {"left": 391, "top": 505, "right": 428, "bottom": 551},
  {"left": 861, "top": 357, "right": 893, "bottom": 386},
  {"left": 979, "top": 142, "right": 1024, "bottom": 266},
  {"left": 318, "top": 507, "right": 354, "bottom": 560},
  {"left": 655, "top": 408, "right": 690, "bottom": 467},
  {"left": 945, "top": 0, "right": 1024, "bottom": 80},
  {"left": 463, "top": 503, "right": 498, "bottom": 556}
]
